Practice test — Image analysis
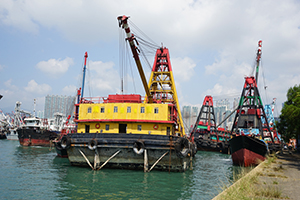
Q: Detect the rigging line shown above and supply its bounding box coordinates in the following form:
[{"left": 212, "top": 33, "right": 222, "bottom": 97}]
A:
[
  {"left": 125, "top": 42, "right": 137, "bottom": 93},
  {"left": 261, "top": 60, "right": 269, "bottom": 105},
  {"left": 139, "top": 43, "right": 167, "bottom": 93},
  {"left": 139, "top": 46, "right": 153, "bottom": 71},
  {"left": 88, "top": 61, "right": 93, "bottom": 98},
  {"left": 77, "top": 58, "right": 85, "bottom": 93},
  {"left": 124, "top": 40, "right": 128, "bottom": 93},
  {"left": 135, "top": 41, "right": 158, "bottom": 55},
  {"left": 129, "top": 19, "right": 159, "bottom": 47},
  {"left": 251, "top": 54, "right": 257, "bottom": 77},
  {"left": 135, "top": 35, "right": 160, "bottom": 49},
  {"left": 119, "top": 29, "right": 124, "bottom": 93},
  {"left": 137, "top": 42, "right": 157, "bottom": 53}
]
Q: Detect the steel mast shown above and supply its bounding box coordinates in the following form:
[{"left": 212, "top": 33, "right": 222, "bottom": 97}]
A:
[
  {"left": 81, "top": 52, "right": 88, "bottom": 99},
  {"left": 255, "top": 40, "right": 262, "bottom": 83}
]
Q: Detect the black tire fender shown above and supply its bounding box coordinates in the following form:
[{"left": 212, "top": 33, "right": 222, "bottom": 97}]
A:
[
  {"left": 175, "top": 137, "right": 190, "bottom": 158},
  {"left": 61, "top": 136, "right": 71, "bottom": 149},
  {"left": 192, "top": 143, "right": 197, "bottom": 156},
  {"left": 217, "top": 142, "right": 225, "bottom": 151},
  {"left": 55, "top": 141, "right": 63, "bottom": 151},
  {"left": 88, "top": 139, "right": 98, "bottom": 151},
  {"left": 133, "top": 140, "right": 145, "bottom": 155}
]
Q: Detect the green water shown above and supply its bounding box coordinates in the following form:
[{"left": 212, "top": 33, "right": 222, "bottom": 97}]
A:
[{"left": 0, "top": 140, "right": 238, "bottom": 200}]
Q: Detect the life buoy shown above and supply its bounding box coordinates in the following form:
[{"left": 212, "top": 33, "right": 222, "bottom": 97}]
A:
[
  {"left": 61, "top": 136, "right": 71, "bottom": 149},
  {"left": 95, "top": 123, "right": 100, "bottom": 129},
  {"left": 133, "top": 140, "right": 145, "bottom": 155},
  {"left": 191, "top": 143, "right": 197, "bottom": 157},
  {"left": 153, "top": 124, "right": 158, "bottom": 130},
  {"left": 88, "top": 139, "right": 98, "bottom": 150},
  {"left": 174, "top": 137, "right": 190, "bottom": 158}
]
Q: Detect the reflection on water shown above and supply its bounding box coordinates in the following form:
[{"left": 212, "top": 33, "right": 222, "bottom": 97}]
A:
[{"left": 0, "top": 140, "right": 243, "bottom": 200}]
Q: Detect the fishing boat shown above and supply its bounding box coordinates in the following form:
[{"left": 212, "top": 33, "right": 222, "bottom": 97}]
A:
[
  {"left": 17, "top": 117, "right": 58, "bottom": 147},
  {"left": 190, "top": 96, "right": 231, "bottom": 154},
  {"left": 17, "top": 100, "right": 58, "bottom": 147},
  {"left": 62, "top": 16, "right": 196, "bottom": 172},
  {"left": 229, "top": 40, "right": 276, "bottom": 167},
  {"left": 5, "top": 101, "right": 34, "bottom": 141}
]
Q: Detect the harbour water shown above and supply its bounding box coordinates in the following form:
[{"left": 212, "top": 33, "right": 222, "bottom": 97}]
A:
[{"left": 0, "top": 140, "right": 240, "bottom": 200}]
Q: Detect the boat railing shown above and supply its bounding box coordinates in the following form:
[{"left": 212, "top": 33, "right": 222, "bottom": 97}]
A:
[{"left": 80, "top": 96, "right": 147, "bottom": 104}]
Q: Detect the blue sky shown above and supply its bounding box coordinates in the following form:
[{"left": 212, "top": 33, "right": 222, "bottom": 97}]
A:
[{"left": 1, "top": 0, "right": 300, "bottom": 118}]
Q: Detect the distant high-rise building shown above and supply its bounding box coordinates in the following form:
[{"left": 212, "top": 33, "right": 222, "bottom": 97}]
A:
[
  {"left": 182, "top": 105, "right": 199, "bottom": 133},
  {"left": 37, "top": 110, "right": 44, "bottom": 118},
  {"left": 44, "top": 95, "right": 76, "bottom": 119},
  {"left": 182, "top": 97, "right": 239, "bottom": 132},
  {"left": 213, "top": 98, "right": 239, "bottom": 130}
]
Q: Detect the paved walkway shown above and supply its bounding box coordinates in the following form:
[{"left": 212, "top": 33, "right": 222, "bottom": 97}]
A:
[
  {"left": 212, "top": 150, "right": 300, "bottom": 199},
  {"left": 257, "top": 151, "right": 300, "bottom": 200}
]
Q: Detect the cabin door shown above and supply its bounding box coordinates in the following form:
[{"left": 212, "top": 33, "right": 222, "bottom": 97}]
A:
[
  {"left": 119, "top": 124, "right": 127, "bottom": 133},
  {"left": 85, "top": 125, "right": 90, "bottom": 133}
]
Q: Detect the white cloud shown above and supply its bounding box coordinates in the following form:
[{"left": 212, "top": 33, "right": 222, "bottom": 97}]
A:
[
  {"left": 0, "top": 0, "right": 39, "bottom": 34},
  {"left": 24, "top": 80, "right": 51, "bottom": 94},
  {"left": 62, "top": 85, "right": 77, "bottom": 96},
  {"left": 0, "top": 79, "right": 48, "bottom": 112},
  {"left": 85, "top": 60, "right": 120, "bottom": 95},
  {"left": 36, "top": 57, "right": 74, "bottom": 77},
  {"left": 172, "top": 57, "right": 196, "bottom": 82},
  {"left": 204, "top": 83, "right": 240, "bottom": 98},
  {"left": 4, "top": 79, "right": 18, "bottom": 91}
]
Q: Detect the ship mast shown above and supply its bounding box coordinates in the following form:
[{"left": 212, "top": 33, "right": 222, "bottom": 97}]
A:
[
  {"left": 75, "top": 52, "right": 88, "bottom": 121},
  {"left": 231, "top": 40, "right": 274, "bottom": 142},
  {"left": 255, "top": 40, "right": 262, "bottom": 84},
  {"left": 117, "top": 15, "right": 153, "bottom": 103},
  {"left": 81, "top": 52, "right": 88, "bottom": 99}
]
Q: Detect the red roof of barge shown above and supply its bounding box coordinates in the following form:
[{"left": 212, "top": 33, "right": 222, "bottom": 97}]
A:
[{"left": 104, "top": 94, "right": 142, "bottom": 103}]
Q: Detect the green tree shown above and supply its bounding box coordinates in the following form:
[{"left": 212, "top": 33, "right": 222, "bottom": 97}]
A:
[{"left": 277, "top": 84, "right": 300, "bottom": 147}]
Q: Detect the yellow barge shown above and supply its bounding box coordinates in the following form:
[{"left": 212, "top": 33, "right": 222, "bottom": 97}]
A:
[{"left": 61, "top": 15, "right": 196, "bottom": 172}]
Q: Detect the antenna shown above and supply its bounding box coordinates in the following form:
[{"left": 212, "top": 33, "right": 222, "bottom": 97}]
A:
[{"left": 33, "top": 99, "right": 36, "bottom": 117}]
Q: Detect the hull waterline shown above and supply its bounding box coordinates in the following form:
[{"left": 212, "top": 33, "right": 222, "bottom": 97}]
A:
[{"left": 230, "top": 135, "right": 267, "bottom": 167}]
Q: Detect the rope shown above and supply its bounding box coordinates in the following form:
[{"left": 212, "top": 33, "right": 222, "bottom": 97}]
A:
[{"left": 129, "top": 20, "right": 159, "bottom": 47}]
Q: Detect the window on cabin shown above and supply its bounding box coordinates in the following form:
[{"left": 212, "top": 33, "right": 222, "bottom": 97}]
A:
[
  {"left": 137, "top": 125, "right": 142, "bottom": 131},
  {"left": 105, "top": 124, "right": 109, "bottom": 131},
  {"left": 127, "top": 106, "right": 131, "bottom": 113},
  {"left": 141, "top": 107, "right": 145, "bottom": 113},
  {"left": 87, "top": 107, "right": 92, "bottom": 113},
  {"left": 101, "top": 107, "right": 105, "bottom": 113},
  {"left": 154, "top": 107, "right": 159, "bottom": 113},
  {"left": 114, "top": 106, "right": 118, "bottom": 113}
]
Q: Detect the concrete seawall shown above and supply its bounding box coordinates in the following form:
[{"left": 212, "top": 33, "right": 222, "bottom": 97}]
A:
[{"left": 213, "top": 151, "right": 300, "bottom": 200}]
